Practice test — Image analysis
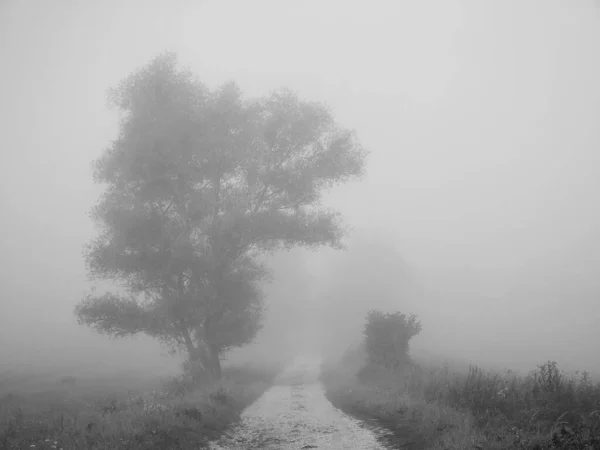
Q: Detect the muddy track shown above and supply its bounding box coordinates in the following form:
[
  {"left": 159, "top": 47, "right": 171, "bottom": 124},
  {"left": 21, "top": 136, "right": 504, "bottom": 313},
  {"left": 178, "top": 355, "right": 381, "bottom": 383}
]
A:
[{"left": 208, "top": 356, "right": 397, "bottom": 449}]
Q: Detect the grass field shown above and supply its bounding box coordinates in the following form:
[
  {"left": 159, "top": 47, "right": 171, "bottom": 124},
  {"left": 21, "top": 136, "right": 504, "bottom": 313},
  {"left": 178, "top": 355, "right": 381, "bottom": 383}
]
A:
[
  {"left": 321, "top": 346, "right": 600, "bottom": 449},
  {"left": 0, "top": 360, "right": 283, "bottom": 450}
]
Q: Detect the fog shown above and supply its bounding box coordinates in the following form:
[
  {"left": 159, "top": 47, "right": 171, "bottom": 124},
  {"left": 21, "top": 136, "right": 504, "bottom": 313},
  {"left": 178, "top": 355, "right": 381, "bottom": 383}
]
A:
[{"left": 1, "top": 0, "right": 600, "bottom": 378}]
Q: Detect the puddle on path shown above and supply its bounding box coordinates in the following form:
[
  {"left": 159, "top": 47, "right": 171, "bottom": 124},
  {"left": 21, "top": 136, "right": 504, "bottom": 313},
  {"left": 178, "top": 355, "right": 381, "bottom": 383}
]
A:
[{"left": 209, "top": 356, "right": 394, "bottom": 450}]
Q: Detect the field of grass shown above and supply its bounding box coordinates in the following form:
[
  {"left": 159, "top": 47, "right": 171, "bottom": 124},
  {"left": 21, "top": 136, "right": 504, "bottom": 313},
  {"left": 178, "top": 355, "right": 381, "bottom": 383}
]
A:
[
  {"left": 0, "top": 361, "right": 283, "bottom": 450},
  {"left": 321, "top": 346, "right": 600, "bottom": 449}
]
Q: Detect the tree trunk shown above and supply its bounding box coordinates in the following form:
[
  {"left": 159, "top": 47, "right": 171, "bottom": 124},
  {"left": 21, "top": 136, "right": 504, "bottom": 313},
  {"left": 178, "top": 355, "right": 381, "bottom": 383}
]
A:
[
  {"left": 182, "top": 329, "right": 213, "bottom": 380},
  {"left": 183, "top": 339, "right": 222, "bottom": 380},
  {"left": 202, "top": 312, "right": 223, "bottom": 379},
  {"left": 208, "top": 344, "right": 222, "bottom": 379}
]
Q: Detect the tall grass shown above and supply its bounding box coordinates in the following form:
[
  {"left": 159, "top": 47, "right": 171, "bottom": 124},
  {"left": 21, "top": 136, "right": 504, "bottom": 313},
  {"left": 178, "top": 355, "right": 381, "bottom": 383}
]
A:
[
  {"left": 0, "top": 362, "right": 281, "bottom": 450},
  {"left": 321, "top": 346, "right": 600, "bottom": 449}
]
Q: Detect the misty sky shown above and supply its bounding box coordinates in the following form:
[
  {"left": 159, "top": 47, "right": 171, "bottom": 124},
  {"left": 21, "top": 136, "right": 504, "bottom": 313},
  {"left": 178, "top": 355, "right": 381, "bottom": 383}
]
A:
[{"left": 1, "top": 0, "right": 600, "bottom": 375}]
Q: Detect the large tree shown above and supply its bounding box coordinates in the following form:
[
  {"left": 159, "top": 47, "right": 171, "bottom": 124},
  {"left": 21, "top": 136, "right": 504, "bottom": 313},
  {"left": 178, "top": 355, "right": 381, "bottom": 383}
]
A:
[{"left": 75, "top": 52, "right": 366, "bottom": 378}]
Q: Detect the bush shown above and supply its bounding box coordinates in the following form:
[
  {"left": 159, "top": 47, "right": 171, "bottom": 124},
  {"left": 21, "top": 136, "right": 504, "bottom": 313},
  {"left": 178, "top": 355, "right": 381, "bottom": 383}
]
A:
[{"left": 360, "top": 309, "right": 421, "bottom": 379}]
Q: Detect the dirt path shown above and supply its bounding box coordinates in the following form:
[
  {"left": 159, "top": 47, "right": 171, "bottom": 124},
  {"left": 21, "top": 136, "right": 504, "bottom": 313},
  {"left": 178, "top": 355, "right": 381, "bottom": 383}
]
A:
[{"left": 208, "top": 356, "right": 394, "bottom": 449}]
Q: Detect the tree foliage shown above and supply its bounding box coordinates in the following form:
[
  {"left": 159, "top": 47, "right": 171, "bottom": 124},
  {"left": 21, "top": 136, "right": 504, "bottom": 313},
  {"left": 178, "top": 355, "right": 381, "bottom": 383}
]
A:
[
  {"left": 363, "top": 310, "right": 422, "bottom": 371},
  {"left": 75, "top": 51, "right": 367, "bottom": 378}
]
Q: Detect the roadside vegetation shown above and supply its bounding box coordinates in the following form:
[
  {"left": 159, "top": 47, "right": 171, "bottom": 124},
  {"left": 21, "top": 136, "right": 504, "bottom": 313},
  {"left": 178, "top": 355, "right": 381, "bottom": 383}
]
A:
[
  {"left": 0, "top": 360, "right": 283, "bottom": 450},
  {"left": 321, "top": 310, "right": 600, "bottom": 449}
]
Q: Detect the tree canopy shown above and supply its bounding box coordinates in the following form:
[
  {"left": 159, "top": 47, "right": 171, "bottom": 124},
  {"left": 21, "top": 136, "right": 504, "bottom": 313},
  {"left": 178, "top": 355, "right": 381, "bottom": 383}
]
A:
[{"left": 75, "top": 51, "right": 367, "bottom": 378}]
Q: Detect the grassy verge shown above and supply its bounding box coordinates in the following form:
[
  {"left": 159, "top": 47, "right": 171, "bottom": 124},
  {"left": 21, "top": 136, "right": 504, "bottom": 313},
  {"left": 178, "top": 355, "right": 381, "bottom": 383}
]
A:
[
  {"left": 321, "top": 347, "right": 600, "bottom": 449},
  {"left": 0, "top": 362, "right": 282, "bottom": 450}
]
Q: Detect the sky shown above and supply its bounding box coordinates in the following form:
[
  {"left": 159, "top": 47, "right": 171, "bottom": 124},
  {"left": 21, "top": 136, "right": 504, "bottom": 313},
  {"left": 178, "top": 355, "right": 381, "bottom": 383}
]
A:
[{"left": 1, "top": 0, "right": 600, "bottom": 375}]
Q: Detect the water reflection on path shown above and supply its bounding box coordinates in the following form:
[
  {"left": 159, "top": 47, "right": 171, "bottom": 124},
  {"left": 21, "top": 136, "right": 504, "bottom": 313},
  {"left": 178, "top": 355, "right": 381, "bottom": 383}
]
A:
[{"left": 209, "top": 356, "right": 393, "bottom": 450}]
